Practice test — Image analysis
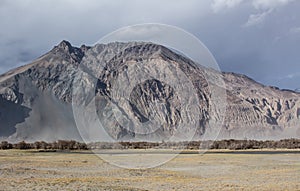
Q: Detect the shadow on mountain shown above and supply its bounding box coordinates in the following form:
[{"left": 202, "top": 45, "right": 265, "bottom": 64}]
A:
[{"left": 0, "top": 96, "right": 31, "bottom": 137}]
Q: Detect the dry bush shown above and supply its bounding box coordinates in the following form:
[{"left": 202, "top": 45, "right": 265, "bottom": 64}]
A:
[{"left": 0, "top": 139, "right": 299, "bottom": 150}]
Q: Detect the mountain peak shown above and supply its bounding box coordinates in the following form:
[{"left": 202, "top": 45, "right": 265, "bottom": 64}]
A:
[
  {"left": 58, "top": 40, "right": 72, "bottom": 48},
  {"left": 49, "top": 40, "right": 86, "bottom": 63},
  {"left": 53, "top": 40, "right": 73, "bottom": 52}
]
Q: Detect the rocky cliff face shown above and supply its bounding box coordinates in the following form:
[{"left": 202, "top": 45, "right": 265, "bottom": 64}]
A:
[
  {"left": 0, "top": 40, "right": 299, "bottom": 142},
  {"left": 223, "top": 73, "right": 300, "bottom": 139},
  {"left": 0, "top": 40, "right": 86, "bottom": 141}
]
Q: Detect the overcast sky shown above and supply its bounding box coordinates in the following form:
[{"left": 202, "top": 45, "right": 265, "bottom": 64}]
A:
[{"left": 0, "top": 0, "right": 300, "bottom": 89}]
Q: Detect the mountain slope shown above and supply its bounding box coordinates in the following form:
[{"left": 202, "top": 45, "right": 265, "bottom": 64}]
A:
[
  {"left": 223, "top": 72, "right": 300, "bottom": 139},
  {"left": 0, "top": 40, "right": 299, "bottom": 142},
  {"left": 0, "top": 41, "right": 87, "bottom": 141}
]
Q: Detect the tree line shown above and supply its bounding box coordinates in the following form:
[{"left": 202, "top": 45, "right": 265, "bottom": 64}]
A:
[
  {"left": 0, "top": 139, "right": 299, "bottom": 150},
  {"left": 0, "top": 140, "right": 88, "bottom": 150}
]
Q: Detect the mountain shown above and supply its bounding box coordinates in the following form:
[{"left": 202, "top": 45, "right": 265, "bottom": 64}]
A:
[{"left": 0, "top": 40, "right": 299, "bottom": 142}]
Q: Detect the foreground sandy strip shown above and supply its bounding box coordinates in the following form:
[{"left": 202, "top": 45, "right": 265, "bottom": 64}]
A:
[{"left": 0, "top": 149, "right": 299, "bottom": 191}]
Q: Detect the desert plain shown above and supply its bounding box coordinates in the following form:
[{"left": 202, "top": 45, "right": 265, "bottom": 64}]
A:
[{"left": 0, "top": 149, "right": 299, "bottom": 191}]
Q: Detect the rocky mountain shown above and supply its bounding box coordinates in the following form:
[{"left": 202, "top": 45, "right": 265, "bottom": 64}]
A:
[{"left": 0, "top": 40, "right": 299, "bottom": 142}]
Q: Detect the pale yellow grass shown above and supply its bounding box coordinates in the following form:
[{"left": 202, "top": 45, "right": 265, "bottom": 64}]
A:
[{"left": 0, "top": 149, "right": 299, "bottom": 191}]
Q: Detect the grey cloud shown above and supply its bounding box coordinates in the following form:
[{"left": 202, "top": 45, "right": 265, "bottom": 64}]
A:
[
  {"left": 211, "top": 0, "right": 244, "bottom": 13},
  {"left": 211, "top": 0, "right": 296, "bottom": 27},
  {"left": 289, "top": 27, "right": 300, "bottom": 34},
  {"left": 243, "top": 9, "right": 272, "bottom": 27},
  {"left": 252, "top": 0, "right": 295, "bottom": 10}
]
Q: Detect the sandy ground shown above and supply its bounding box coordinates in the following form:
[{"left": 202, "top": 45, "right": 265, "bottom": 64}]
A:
[{"left": 0, "top": 149, "right": 299, "bottom": 191}]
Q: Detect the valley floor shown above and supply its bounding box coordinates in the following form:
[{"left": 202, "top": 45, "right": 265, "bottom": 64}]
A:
[{"left": 0, "top": 149, "right": 299, "bottom": 191}]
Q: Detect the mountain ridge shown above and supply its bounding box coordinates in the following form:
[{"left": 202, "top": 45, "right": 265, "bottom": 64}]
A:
[{"left": 0, "top": 40, "right": 299, "bottom": 142}]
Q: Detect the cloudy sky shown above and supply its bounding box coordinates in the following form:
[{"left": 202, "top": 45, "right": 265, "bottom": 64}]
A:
[{"left": 0, "top": 0, "right": 300, "bottom": 89}]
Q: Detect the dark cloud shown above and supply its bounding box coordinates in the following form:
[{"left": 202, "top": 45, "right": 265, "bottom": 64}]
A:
[{"left": 0, "top": 0, "right": 299, "bottom": 90}]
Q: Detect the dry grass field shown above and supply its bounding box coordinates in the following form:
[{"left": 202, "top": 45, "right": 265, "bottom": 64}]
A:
[{"left": 0, "top": 149, "right": 299, "bottom": 191}]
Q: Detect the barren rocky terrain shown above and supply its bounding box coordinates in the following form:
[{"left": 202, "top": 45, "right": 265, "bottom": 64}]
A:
[
  {"left": 0, "top": 41, "right": 300, "bottom": 142},
  {"left": 0, "top": 149, "right": 299, "bottom": 191}
]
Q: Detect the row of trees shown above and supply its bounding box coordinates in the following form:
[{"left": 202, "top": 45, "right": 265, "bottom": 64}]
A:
[
  {"left": 208, "top": 139, "right": 300, "bottom": 150},
  {"left": 0, "top": 139, "right": 299, "bottom": 150},
  {"left": 0, "top": 140, "right": 88, "bottom": 150}
]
